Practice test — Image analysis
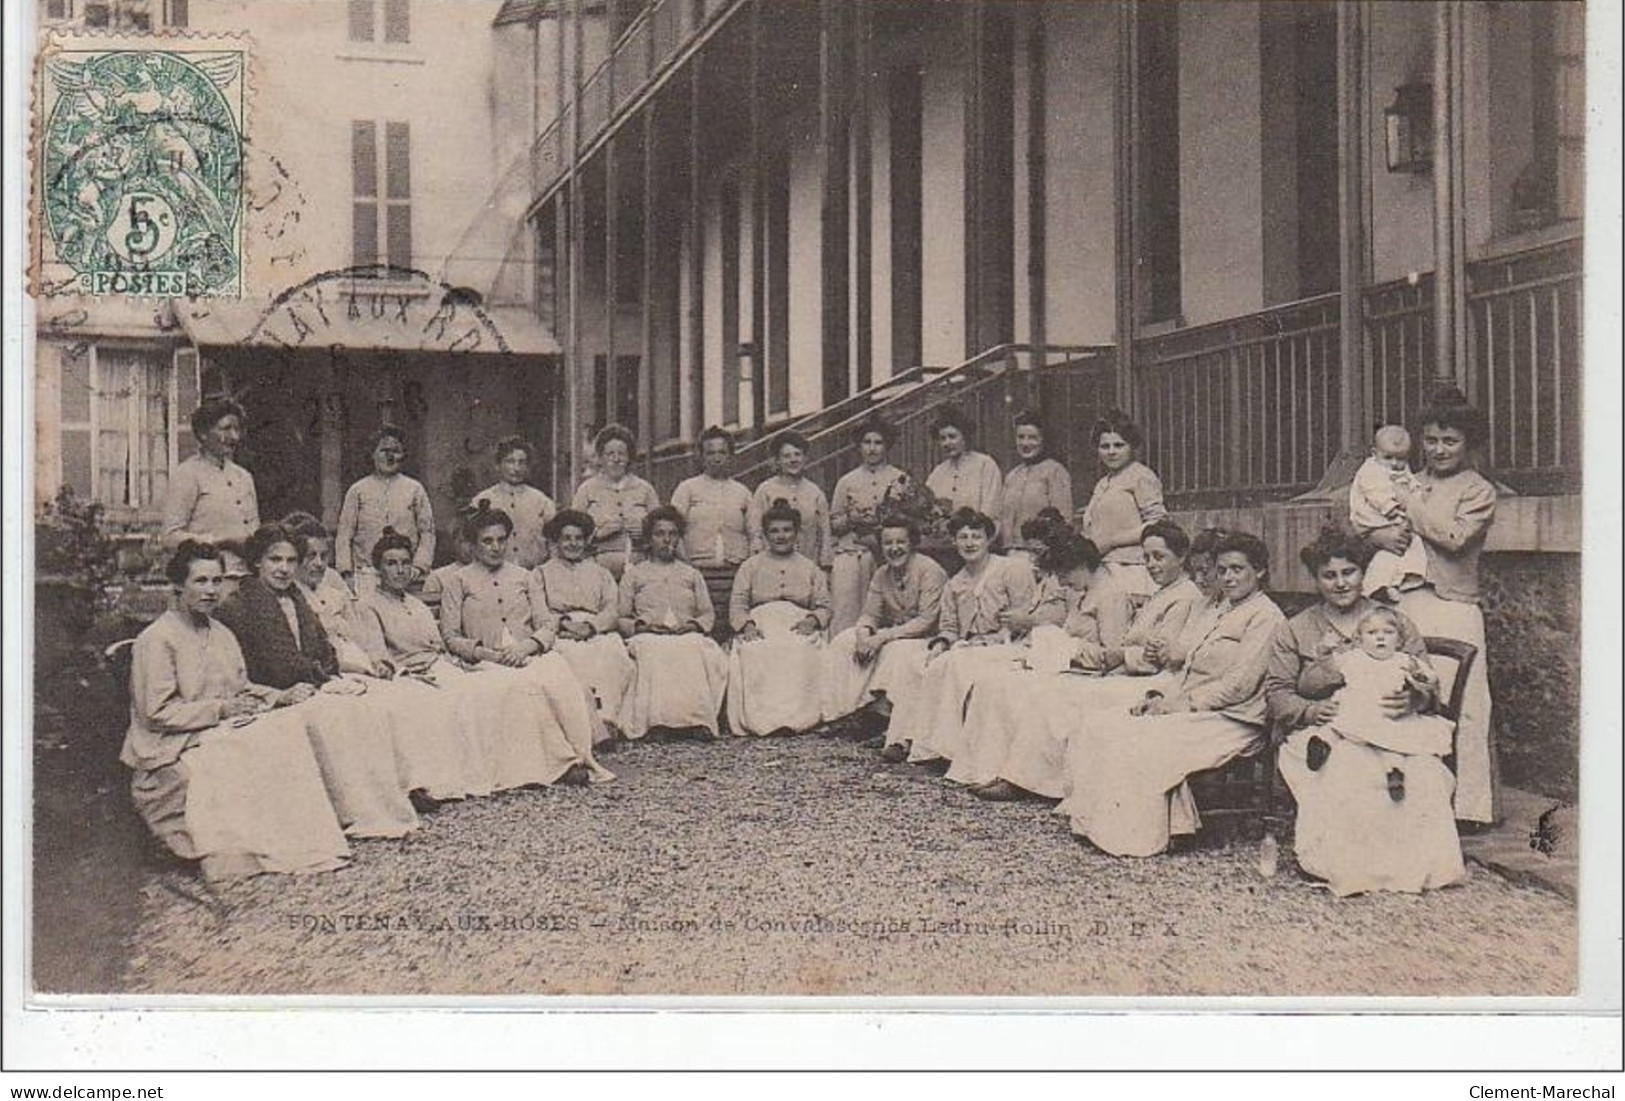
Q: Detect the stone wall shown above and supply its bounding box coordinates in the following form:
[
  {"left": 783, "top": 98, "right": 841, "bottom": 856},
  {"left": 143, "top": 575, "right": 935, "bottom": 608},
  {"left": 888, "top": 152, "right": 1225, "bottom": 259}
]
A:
[{"left": 1480, "top": 552, "right": 1582, "bottom": 803}]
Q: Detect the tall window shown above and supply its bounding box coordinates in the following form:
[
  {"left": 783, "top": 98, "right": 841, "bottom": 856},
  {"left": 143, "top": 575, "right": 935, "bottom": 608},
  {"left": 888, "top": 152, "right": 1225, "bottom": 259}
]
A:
[
  {"left": 349, "top": 0, "right": 410, "bottom": 43},
  {"left": 1490, "top": 1, "right": 1584, "bottom": 236},
  {"left": 56, "top": 345, "right": 197, "bottom": 514},
  {"left": 352, "top": 121, "right": 413, "bottom": 274}
]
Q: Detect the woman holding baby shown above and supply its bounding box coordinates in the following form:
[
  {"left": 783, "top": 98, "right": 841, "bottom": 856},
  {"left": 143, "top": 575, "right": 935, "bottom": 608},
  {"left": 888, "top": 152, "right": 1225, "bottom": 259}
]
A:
[
  {"left": 1268, "top": 527, "right": 1466, "bottom": 896},
  {"left": 1358, "top": 391, "right": 1500, "bottom": 827}
]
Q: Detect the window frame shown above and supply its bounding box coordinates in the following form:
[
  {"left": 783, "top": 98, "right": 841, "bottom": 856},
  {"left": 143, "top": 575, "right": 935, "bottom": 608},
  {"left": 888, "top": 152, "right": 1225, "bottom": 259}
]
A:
[
  {"left": 57, "top": 342, "right": 192, "bottom": 520},
  {"left": 352, "top": 119, "right": 413, "bottom": 276}
]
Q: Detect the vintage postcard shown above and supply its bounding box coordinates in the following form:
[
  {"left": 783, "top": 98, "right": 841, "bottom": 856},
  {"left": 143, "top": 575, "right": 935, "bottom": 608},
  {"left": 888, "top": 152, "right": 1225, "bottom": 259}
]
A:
[{"left": 8, "top": 0, "right": 1615, "bottom": 1035}]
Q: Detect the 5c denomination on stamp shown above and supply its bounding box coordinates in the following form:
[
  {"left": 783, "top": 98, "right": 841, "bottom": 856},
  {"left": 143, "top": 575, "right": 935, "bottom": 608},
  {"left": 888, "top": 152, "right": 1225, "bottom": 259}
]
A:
[{"left": 34, "top": 34, "right": 247, "bottom": 297}]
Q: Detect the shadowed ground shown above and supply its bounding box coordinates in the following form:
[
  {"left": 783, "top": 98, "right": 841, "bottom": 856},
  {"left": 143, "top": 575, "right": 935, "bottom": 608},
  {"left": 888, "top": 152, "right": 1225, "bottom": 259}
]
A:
[{"left": 93, "top": 733, "right": 1576, "bottom": 998}]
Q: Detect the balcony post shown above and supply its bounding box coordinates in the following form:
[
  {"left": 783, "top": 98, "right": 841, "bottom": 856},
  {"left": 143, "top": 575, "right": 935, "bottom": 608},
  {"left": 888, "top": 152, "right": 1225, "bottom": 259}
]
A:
[
  {"left": 566, "top": 0, "right": 587, "bottom": 491},
  {"left": 853, "top": 0, "right": 873, "bottom": 393},
  {"left": 1026, "top": 2, "right": 1047, "bottom": 370},
  {"left": 1432, "top": 0, "right": 1469, "bottom": 399},
  {"left": 819, "top": 0, "right": 852, "bottom": 406},
  {"left": 640, "top": 103, "right": 656, "bottom": 455},
  {"left": 1112, "top": 0, "right": 1138, "bottom": 415},
  {"left": 748, "top": 0, "right": 768, "bottom": 429},
  {"left": 687, "top": 57, "right": 705, "bottom": 440},
  {"left": 1337, "top": 0, "right": 1370, "bottom": 449}
]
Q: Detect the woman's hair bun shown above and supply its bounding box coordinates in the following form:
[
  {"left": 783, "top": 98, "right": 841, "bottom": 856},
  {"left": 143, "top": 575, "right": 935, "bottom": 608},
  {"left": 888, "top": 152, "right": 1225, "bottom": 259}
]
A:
[
  {"left": 476, "top": 498, "right": 492, "bottom": 512},
  {"left": 772, "top": 497, "right": 790, "bottom": 509},
  {"left": 381, "top": 525, "right": 398, "bottom": 537}
]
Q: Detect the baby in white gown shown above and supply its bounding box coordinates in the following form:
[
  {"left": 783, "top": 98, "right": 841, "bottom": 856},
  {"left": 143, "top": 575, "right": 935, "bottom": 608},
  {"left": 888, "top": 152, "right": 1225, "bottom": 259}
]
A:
[{"left": 1307, "top": 606, "right": 1454, "bottom": 802}]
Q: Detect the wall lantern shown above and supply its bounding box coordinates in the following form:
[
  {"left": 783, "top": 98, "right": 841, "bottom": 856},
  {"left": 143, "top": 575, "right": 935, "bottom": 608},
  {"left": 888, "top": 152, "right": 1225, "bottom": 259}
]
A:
[{"left": 1384, "top": 81, "right": 1433, "bottom": 174}]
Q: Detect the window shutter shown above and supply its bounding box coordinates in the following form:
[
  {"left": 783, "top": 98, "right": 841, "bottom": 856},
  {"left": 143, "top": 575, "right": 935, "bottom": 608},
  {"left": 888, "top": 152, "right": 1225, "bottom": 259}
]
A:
[
  {"left": 348, "top": 0, "right": 374, "bottom": 42},
  {"left": 384, "top": 122, "right": 411, "bottom": 199},
  {"left": 385, "top": 122, "right": 412, "bottom": 272},
  {"left": 352, "top": 122, "right": 380, "bottom": 267},
  {"left": 383, "top": 0, "right": 410, "bottom": 43}
]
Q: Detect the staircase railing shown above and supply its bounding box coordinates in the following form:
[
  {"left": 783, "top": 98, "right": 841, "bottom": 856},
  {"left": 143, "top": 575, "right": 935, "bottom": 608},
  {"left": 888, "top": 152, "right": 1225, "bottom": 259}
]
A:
[{"left": 734, "top": 343, "right": 1114, "bottom": 490}]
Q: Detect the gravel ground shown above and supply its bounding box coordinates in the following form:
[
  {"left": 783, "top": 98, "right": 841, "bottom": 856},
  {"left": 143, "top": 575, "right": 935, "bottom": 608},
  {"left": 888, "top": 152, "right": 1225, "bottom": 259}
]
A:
[{"left": 124, "top": 732, "right": 1577, "bottom": 997}]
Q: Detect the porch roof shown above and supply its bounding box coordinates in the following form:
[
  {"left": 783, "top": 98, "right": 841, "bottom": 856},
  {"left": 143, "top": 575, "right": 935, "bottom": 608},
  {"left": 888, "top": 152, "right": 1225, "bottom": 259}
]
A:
[{"left": 178, "top": 298, "right": 562, "bottom": 357}]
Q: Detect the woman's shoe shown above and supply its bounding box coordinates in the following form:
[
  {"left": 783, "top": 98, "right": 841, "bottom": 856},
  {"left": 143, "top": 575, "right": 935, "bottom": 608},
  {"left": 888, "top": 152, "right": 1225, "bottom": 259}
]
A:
[
  {"left": 879, "top": 742, "right": 909, "bottom": 763},
  {"left": 971, "top": 779, "right": 1024, "bottom": 802}
]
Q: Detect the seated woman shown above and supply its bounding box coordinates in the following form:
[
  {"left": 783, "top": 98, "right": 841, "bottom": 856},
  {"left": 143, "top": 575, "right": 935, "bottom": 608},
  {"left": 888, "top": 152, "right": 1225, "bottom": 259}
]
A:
[
  {"left": 947, "top": 532, "right": 1135, "bottom": 797},
  {"left": 881, "top": 508, "right": 1035, "bottom": 765},
  {"left": 727, "top": 499, "right": 833, "bottom": 736},
  {"left": 822, "top": 513, "right": 948, "bottom": 729},
  {"left": 215, "top": 522, "right": 421, "bottom": 838},
  {"left": 951, "top": 521, "right": 1210, "bottom": 802},
  {"left": 1268, "top": 528, "right": 1465, "bottom": 896},
  {"left": 363, "top": 529, "right": 605, "bottom": 793},
  {"left": 282, "top": 511, "right": 390, "bottom": 676},
  {"left": 536, "top": 509, "right": 635, "bottom": 739},
  {"left": 1055, "top": 531, "right": 1286, "bottom": 857},
  {"left": 438, "top": 502, "right": 611, "bottom": 784},
  {"left": 122, "top": 541, "right": 350, "bottom": 882},
  {"left": 283, "top": 513, "right": 472, "bottom": 803},
  {"left": 617, "top": 506, "right": 729, "bottom": 739}
]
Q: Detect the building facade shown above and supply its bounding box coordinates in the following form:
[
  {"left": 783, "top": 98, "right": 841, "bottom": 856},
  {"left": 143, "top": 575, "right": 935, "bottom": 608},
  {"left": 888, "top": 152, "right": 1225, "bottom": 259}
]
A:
[
  {"left": 496, "top": 0, "right": 1583, "bottom": 530},
  {"left": 33, "top": 0, "right": 559, "bottom": 544}
]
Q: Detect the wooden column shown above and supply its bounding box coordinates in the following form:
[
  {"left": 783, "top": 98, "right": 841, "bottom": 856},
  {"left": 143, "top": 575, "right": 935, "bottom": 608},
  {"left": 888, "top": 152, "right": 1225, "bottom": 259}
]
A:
[
  {"left": 639, "top": 104, "right": 656, "bottom": 456},
  {"left": 1432, "top": 0, "right": 1468, "bottom": 398},
  {"left": 748, "top": 0, "right": 767, "bottom": 428},
  {"left": 963, "top": 1, "right": 983, "bottom": 358},
  {"left": 1026, "top": 3, "right": 1047, "bottom": 368},
  {"left": 852, "top": 0, "right": 873, "bottom": 392},
  {"left": 687, "top": 57, "right": 706, "bottom": 438},
  {"left": 819, "top": 0, "right": 852, "bottom": 405},
  {"left": 1337, "top": 0, "right": 1370, "bottom": 449},
  {"left": 1112, "top": 0, "right": 1138, "bottom": 414},
  {"left": 565, "top": 0, "right": 587, "bottom": 490},
  {"left": 606, "top": 136, "right": 619, "bottom": 430}
]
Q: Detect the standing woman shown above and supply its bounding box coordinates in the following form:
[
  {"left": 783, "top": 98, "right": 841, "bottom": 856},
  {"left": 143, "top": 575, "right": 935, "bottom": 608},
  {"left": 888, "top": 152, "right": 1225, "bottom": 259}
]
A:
[
  {"left": 161, "top": 396, "right": 260, "bottom": 549},
  {"left": 439, "top": 503, "right": 612, "bottom": 783},
  {"left": 122, "top": 541, "right": 349, "bottom": 882},
  {"left": 669, "top": 426, "right": 753, "bottom": 641},
  {"left": 828, "top": 417, "right": 910, "bottom": 636},
  {"left": 1268, "top": 528, "right": 1464, "bottom": 895},
  {"left": 572, "top": 424, "right": 661, "bottom": 580},
  {"left": 1056, "top": 532, "right": 1285, "bottom": 857},
  {"left": 727, "top": 500, "right": 833, "bottom": 736},
  {"left": 617, "top": 506, "right": 730, "bottom": 739},
  {"left": 882, "top": 508, "right": 1035, "bottom": 765},
  {"left": 1000, "top": 410, "right": 1074, "bottom": 558},
  {"left": 1078, "top": 411, "right": 1167, "bottom": 597},
  {"left": 536, "top": 509, "right": 635, "bottom": 738},
  {"left": 215, "top": 523, "right": 420, "bottom": 837},
  {"left": 925, "top": 406, "right": 1004, "bottom": 538},
  {"left": 748, "top": 430, "right": 832, "bottom": 568},
  {"left": 1381, "top": 392, "right": 1500, "bottom": 826},
  {"left": 335, "top": 426, "right": 436, "bottom": 599},
  {"left": 472, "top": 436, "right": 557, "bottom": 570}
]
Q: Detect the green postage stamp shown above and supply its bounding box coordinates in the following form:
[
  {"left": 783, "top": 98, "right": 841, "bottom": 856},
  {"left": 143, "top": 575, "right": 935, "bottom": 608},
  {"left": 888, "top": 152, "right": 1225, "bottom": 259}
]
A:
[{"left": 34, "top": 36, "right": 246, "bottom": 297}]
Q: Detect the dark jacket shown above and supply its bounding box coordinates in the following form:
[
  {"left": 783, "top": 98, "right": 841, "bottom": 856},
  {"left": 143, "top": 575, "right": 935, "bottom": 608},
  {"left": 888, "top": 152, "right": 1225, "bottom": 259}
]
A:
[{"left": 215, "top": 577, "right": 338, "bottom": 690}]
